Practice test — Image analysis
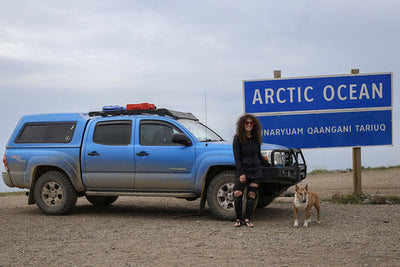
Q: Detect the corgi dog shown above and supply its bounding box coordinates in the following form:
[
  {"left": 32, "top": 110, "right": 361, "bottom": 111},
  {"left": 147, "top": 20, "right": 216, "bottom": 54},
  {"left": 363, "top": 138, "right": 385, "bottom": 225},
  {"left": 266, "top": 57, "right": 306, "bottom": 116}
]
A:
[{"left": 293, "top": 184, "right": 321, "bottom": 227}]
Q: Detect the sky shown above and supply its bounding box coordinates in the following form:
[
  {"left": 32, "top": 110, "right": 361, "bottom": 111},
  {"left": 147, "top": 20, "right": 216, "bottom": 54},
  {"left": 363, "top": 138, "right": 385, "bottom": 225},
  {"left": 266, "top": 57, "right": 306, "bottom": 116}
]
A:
[{"left": 1, "top": 0, "right": 399, "bottom": 191}]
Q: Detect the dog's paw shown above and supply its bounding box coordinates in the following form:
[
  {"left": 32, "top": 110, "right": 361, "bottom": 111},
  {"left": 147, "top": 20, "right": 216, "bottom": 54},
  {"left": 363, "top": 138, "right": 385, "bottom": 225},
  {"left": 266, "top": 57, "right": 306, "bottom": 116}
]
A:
[
  {"left": 294, "top": 220, "right": 299, "bottom": 227},
  {"left": 317, "top": 221, "right": 321, "bottom": 224},
  {"left": 303, "top": 222, "right": 308, "bottom": 227}
]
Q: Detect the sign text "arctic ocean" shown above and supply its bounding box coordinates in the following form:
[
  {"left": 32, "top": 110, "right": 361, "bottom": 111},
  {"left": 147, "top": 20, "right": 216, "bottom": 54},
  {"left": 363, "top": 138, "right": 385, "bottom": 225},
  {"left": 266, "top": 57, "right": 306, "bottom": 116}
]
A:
[{"left": 244, "top": 73, "right": 391, "bottom": 113}]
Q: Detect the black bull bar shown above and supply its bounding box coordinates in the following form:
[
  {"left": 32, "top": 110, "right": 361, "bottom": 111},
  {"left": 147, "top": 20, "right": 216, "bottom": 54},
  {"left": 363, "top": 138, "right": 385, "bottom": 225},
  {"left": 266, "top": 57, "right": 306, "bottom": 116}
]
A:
[{"left": 260, "top": 148, "right": 307, "bottom": 186}]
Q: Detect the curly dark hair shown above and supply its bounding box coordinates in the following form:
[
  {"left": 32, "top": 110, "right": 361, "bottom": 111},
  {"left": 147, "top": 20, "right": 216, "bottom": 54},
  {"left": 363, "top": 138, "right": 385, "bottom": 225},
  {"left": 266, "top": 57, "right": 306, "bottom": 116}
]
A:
[{"left": 235, "top": 114, "right": 263, "bottom": 145}]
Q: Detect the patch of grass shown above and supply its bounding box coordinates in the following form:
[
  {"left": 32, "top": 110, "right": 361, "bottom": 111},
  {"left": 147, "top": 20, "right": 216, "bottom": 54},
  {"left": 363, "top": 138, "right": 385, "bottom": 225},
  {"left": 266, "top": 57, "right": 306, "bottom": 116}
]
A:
[
  {"left": 308, "top": 169, "right": 330, "bottom": 175},
  {"left": 329, "top": 193, "right": 371, "bottom": 204},
  {"left": 308, "top": 165, "right": 400, "bottom": 175},
  {"left": 361, "top": 165, "right": 400, "bottom": 171},
  {"left": 386, "top": 196, "right": 400, "bottom": 204},
  {"left": 308, "top": 168, "right": 350, "bottom": 175},
  {"left": 327, "top": 193, "right": 400, "bottom": 205}
]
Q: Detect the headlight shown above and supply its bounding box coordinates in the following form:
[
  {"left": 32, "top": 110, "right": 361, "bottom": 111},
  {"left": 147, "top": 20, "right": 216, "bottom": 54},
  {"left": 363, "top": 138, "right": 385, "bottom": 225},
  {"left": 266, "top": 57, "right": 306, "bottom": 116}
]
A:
[
  {"left": 261, "top": 150, "right": 284, "bottom": 166},
  {"left": 261, "top": 150, "right": 271, "bottom": 162}
]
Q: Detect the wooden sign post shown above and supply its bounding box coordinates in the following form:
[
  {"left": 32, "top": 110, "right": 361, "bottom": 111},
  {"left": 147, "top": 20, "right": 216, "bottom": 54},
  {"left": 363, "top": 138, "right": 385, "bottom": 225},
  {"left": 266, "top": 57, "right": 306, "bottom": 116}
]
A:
[{"left": 351, "top": 69, "right": 362, "bottom": 195}]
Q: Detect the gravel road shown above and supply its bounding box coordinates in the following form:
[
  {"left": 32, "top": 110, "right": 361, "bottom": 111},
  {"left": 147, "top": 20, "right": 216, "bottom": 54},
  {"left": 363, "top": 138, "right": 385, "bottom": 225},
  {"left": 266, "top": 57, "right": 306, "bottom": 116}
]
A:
[{"left": 1, "top": 168, "right": 399, "bottom": 266}]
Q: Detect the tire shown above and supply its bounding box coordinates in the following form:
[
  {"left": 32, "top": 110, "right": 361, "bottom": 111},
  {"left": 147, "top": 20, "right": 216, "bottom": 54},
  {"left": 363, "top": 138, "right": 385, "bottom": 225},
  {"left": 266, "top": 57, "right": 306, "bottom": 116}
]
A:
[
  {"left": 85, "top": 195, "right": 118, "bottom": 206},
  {"left": 206, "top": 171, "right": 236, "bottom": 221},
  {"left": 34, "top": 171, "right": 77, "bottom": 215}
]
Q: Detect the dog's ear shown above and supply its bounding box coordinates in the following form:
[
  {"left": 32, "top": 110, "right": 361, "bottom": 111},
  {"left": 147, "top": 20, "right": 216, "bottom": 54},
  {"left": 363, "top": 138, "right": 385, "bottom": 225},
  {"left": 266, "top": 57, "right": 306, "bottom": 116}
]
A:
[{"left": 305, "top": 184, "right": 308, "bottom": 190}]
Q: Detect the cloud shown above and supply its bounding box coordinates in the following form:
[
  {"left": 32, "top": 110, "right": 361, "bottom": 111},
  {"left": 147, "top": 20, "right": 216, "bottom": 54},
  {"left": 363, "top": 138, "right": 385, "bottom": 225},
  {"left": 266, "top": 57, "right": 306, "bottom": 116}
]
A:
[{"left": 1, "top": 0, "right": 400, "bottom": 191}]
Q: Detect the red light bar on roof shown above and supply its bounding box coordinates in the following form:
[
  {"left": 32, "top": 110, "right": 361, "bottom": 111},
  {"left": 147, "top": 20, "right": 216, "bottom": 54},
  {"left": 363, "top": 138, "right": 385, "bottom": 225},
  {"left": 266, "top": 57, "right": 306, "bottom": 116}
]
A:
[{"left": 126, "top": 103, "right": 155, "bottom": 110}]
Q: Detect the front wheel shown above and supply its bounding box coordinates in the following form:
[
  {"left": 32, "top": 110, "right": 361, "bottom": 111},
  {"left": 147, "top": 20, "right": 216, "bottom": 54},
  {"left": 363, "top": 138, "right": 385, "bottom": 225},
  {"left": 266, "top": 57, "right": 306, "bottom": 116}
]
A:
[
  {"left": 206, "top": 171, "right": 236, "bottom": 221},
  {"left": 34, "top": 171, "right": 77, "bottom": 215}
]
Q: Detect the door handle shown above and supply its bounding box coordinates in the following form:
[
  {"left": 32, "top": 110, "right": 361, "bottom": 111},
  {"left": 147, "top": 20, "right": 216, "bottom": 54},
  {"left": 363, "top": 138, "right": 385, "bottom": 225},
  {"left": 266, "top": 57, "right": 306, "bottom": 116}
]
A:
[
  {"left": 136, "top": 151, "right": 149, "bottom": 156},
  {"left": 88, "top": 151, "right": 100, "bottom": 156}
]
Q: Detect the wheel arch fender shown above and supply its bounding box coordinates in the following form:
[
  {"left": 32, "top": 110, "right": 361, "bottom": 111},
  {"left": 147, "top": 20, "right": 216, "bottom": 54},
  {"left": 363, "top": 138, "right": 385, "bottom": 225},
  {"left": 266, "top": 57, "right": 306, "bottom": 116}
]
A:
[
  {"left": 195, "top": 155, "right": 235, "bottom": 193},
  {"left": 196, "top": 160, "right": 236, "bottom": 214},
  {"left": 26, "top": 156, "right": 84, "bottom": 204}
]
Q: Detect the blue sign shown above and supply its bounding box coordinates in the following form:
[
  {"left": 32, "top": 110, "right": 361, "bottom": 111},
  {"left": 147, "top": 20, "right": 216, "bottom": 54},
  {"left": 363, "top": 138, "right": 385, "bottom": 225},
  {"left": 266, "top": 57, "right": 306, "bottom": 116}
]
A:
[
  {"left": 258, "top": 110, "right": 392, "bottom": 148},
  {"left": 243, "top": 72, "right": 393, "bottom": 148},
  {"left": 244, "top": 73, "right": 392, "bottom": 113}
]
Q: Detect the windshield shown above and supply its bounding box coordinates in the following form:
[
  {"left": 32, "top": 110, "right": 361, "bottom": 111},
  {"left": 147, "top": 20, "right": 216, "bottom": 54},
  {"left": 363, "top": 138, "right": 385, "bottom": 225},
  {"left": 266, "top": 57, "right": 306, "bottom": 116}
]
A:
[{"left": 178, "top": 119, "right": 223, "bottom": 142}]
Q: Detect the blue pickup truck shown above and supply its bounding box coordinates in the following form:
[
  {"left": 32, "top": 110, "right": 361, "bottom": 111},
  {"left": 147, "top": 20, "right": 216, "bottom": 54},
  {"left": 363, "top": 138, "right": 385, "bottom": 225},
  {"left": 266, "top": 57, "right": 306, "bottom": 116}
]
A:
[{"left": 2, "top": 104, "right": 306, "bottom": 220}]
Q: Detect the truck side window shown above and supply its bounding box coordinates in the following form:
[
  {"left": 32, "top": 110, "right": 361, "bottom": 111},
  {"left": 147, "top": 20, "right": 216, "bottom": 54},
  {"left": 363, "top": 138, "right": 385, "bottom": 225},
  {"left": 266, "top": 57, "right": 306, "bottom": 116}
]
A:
[
  {"left": 93, "top": 120, "right": 132, "bottom": 146},
  {"left": 140, "top": 120, "right": 181, "bottom": 146},
  {"left": 15, "top": 122, "right": 76, "bottom": 143}
]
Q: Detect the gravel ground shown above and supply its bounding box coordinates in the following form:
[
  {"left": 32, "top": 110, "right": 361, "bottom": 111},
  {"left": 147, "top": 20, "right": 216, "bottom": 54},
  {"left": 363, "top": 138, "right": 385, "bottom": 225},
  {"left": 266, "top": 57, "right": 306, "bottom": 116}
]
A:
[{"left": 0, "top": 168, "right": 399, "bottom": 266}]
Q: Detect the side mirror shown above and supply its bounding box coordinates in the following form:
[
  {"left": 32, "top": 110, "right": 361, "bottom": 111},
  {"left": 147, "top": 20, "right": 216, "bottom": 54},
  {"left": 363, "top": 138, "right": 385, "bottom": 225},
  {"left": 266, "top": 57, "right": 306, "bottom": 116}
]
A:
[{"left": 171, "top": 133, "right": 192, "bottom": 146}]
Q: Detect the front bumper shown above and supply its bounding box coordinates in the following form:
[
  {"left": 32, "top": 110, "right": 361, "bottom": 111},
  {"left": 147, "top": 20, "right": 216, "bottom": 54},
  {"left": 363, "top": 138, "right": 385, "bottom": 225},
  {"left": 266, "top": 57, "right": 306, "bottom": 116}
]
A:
[
  {"left": 260, "top": 148, "right": 306, "bottom": 186},
  {"left": 2, "top": 171, "right": 14, "bottom": 187},
  {"left": 261, "top": 165, "right": 305, "bottom": 185}
]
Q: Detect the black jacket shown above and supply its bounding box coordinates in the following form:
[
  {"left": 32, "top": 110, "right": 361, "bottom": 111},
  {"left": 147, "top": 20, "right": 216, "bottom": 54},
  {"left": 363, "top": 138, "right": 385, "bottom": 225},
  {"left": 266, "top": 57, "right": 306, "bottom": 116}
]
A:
[{"left": 232, "top": 135, "right": 270, "bottom": 177}]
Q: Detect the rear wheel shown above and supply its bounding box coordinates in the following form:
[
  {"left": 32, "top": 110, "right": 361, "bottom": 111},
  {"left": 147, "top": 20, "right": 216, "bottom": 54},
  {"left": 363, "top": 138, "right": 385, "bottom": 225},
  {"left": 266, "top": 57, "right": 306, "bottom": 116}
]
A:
[
  {"left": 206, "top": 171, "right": 236, "bottom": 221},
  {"left": 85, "top": 195, "right": 118, "bottom": 206},
  {"left": 34, "top": 171, "right": 77, "bottom": 215}
]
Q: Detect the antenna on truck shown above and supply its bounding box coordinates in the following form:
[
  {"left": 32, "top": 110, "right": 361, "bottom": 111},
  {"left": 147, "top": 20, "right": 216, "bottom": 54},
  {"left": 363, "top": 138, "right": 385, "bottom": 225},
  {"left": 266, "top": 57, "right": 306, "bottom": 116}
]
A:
[{"left": 204, "top": 91, "right": 208, "bottom": 147}]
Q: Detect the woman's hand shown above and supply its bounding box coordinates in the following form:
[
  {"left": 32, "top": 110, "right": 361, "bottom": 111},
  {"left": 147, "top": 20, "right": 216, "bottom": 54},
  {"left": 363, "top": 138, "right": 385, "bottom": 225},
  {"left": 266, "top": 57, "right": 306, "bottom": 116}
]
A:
[{"left": 239, "top": 174, "right": 246, "bottom": 183}]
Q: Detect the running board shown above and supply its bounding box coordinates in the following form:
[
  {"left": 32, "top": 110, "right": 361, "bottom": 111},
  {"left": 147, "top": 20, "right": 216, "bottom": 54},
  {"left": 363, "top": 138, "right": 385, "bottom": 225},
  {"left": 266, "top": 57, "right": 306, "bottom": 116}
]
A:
[{"left": 85, "top": 191, "right": 197, "bottom": 198}]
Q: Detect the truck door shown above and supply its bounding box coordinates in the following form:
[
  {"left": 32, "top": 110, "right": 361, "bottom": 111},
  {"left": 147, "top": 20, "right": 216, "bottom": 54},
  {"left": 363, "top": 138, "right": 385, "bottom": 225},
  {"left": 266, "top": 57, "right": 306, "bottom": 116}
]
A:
[
  {"left": 82, "top": 119, "right": 134, "bottom": 190},
  {"left": 134, "top": 119, "right": 196, "bottom": 191}
]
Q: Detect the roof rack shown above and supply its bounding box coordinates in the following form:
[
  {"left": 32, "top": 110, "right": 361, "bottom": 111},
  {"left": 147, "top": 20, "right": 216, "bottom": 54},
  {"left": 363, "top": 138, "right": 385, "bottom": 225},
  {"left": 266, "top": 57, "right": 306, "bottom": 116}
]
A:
[{"left": 88, "top": 108, "right": 199, "bottom": 121}]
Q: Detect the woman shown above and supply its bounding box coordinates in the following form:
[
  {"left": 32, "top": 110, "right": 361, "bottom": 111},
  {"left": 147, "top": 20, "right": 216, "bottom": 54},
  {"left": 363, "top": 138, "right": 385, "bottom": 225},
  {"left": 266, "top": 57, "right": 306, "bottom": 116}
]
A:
[{"left": 232, "top": 114, "right": 270, "bottom": 227}]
